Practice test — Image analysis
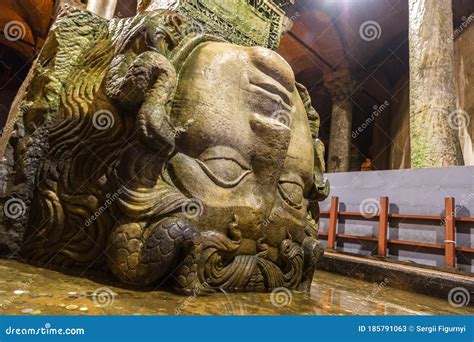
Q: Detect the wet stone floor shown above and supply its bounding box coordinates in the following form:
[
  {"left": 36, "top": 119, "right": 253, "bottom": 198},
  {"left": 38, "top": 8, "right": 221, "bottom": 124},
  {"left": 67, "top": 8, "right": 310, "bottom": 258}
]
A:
[{"left": 0, "top": 259, "right": 472, "bottom": 316}]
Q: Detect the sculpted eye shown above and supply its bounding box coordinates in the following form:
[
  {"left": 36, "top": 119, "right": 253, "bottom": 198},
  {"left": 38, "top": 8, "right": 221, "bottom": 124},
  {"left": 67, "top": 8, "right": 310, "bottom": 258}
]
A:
[
  {"left": 278, "top": 181, "right": 304, "bottom": 209},
  {"left": 197, "top": 158, "right": 251, "bottom": 188},
  {"left": 197, "top": 146, "right": 252, "bottom": 188}
]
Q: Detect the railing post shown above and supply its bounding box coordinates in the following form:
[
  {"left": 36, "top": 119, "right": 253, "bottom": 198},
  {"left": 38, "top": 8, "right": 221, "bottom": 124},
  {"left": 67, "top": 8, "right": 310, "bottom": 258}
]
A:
[
  {"left": 377, "top": 196, "right": 389, "bottom": 257},
  {"left": 444, "top": 197, "right": 456, "bottom": 268},
  {"left": 328, "top": 196, "right": 339, "bottom": 250}
]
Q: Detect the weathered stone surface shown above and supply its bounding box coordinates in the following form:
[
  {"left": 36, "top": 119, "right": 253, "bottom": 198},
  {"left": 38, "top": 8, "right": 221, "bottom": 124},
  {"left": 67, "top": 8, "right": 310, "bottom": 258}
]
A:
[
  {"left": 139, "top": 0, "right": 294, "bottom": 49},
  {"left": 324, "top": 70, "right": 355, "bottom": 173},
  {"left": 0, "top": 7, "right": 328, "bottom": 294},
  {"left": 86, "top": 0, "right": 117, "bottom": 19},
  {"left": 454, "top": 17, "right": 474, "bottom": 165},
  {"left": 409, "top": 0, "right": 464, "bottom": 168},
  {"left": 389, "top": 76, "right": 411, "bottom": 170}
]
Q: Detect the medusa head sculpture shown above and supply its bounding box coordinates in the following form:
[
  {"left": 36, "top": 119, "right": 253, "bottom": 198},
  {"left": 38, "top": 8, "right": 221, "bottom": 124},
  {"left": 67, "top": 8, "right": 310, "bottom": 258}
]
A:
[{"left": 0, "top": 7, "right": 329, "bottom": 294}]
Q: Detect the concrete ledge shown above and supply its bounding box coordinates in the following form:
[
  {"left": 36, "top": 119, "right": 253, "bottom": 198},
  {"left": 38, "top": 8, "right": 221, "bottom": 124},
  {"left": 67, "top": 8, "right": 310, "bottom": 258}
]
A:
[{"left": 320, "top": 251, "right": 474, "bottom": 305}]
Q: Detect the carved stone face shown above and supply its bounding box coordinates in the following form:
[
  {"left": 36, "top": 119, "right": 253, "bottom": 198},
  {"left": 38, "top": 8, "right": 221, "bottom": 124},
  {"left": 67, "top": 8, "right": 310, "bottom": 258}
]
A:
[
  {"left": 3, "top": 9, "right": 325, "bottom": 293},
  {"left": 169, "top": 42, "right": 314, "bottom": 252}
]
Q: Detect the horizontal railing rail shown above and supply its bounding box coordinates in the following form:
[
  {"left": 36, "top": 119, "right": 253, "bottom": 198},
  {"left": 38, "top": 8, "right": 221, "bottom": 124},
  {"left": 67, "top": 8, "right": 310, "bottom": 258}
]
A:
[{"left": 318, "top": 196, "right": 474, "bottom": 269}]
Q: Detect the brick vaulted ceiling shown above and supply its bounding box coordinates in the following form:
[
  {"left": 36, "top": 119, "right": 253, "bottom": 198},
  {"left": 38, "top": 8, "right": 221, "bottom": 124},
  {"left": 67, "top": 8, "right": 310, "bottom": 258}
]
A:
[
  {"left": 0, "top": 0, "right": 473, "bottom": 69},
  {"left": 1, "top": 0, "right": 472, "bottom": 81},
  {"left": 279, "top": 0, "right": 474, "bottom": 81}
]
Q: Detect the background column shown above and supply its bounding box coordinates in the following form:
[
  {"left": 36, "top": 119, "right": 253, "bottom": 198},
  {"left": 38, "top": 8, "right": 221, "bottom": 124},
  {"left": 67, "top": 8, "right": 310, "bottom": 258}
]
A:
[
  {"left": 325, "top": 71, "right": 355, "bottom": 173},
  {"left": 87, "top": 0, "right": 117, "bottom": 19},
  {"left": 409, "top": 0, "right": 463, "bottom": 168}
]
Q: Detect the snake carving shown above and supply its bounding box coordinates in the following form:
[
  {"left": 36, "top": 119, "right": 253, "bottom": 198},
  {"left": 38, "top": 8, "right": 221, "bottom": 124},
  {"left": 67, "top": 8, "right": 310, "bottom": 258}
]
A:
[{"left": 0, "top": 6, "right": 329, "bottom": 294}]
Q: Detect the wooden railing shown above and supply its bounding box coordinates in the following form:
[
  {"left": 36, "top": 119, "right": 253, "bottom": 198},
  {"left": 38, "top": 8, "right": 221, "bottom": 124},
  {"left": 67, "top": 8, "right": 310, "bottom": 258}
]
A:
[{"left": 318, "top": 196, "right": 474, "bottom": 268}]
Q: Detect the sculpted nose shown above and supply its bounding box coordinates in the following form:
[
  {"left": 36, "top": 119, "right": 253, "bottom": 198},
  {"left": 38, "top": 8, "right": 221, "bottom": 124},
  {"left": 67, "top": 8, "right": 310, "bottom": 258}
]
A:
[{"left": 247, "top": 46, "right": 295, "bottom": 94}]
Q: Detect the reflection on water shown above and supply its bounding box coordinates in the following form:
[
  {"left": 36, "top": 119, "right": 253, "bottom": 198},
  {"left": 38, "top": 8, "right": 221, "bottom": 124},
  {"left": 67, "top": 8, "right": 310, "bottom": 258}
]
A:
[{"left": 0, "top": 259, "right": 471, "bottom": 315}]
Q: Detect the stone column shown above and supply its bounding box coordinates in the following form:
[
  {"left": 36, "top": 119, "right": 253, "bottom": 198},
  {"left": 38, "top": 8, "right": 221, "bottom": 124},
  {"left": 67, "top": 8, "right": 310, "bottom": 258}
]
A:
[
  {"left": 409, "top": 0, "right": 463, "bottom": 168},
  {"left": 87, "top": 0, "right": 117, "bottom": 19},
  {"left": 325, "top": 71, "right": 355, "bottom": 173}
]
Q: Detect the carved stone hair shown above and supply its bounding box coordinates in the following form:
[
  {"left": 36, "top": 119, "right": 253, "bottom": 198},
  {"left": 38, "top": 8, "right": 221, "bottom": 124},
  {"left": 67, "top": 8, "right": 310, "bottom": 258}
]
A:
[{"left": 11, "top": 9, "right": 207, "bottom": 264}]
